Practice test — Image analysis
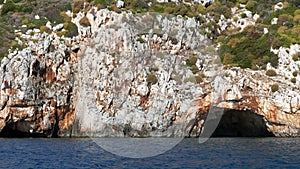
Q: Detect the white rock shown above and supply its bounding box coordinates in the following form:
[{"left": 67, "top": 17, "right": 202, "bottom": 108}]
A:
[
  {"left": 46, "top": 21, "right": 52, "bottom": 29},
  {"left": 116, "top": 0, "right": 124, "bottom": 8},
  {"left": 53, "top": 24, "right": 64, "bottom": 32},
  {"left": 274, "top": 2, "right": 284, "bottom": 11},
  {"left": 271, "top": 18, "right": 278, "bottom": 25}
]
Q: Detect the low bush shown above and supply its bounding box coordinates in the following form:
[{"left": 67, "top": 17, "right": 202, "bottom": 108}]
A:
[
  {"left": 240, "top": 13, "right": 247, "bottom": 18},
  {"left": 190, "top": 65, "right": 199, "bottom": 74},
  {"left": 64, "top": 22, "right": 78, "bottom": 37},
  {"left": 18, "top": 3, "right": 34, "bottom": 13},
  {"left": 146, "top": 73, "right": 158, "bottom": 84},
  {"left": 1, "top": 0, "right": 16, "bottom": 15},
  {"left": 79, "top": 16, "right": 91, "bottom": 27},
  {"left": 292, "top": 54, "right": 299, "bottom": 61},
  {"left": 195, "top": 73, "right": 206, "bottom": 84},
  {"left": 73, "top": 0, "right": 85, "bottom": 13},
  {"left": 21, "top": 18, "right": 29, "bottom": 25},
  {"left": 40, "top": 26, "right": 50, "bottom": 33},
  {"left": 186, "top": 55, "right": 198, "bottom": 67},
  {"left": 293, "top": 71, "right": 298, "bottom": 77},
  {"left": 271, "top": 84, "right": 279, "bottom": 92},
  {"left": 266, "top": 69, "right": 277, "bottom": 76},
  {"left": 28, "top": 18, "right": 48, "bottom": 29},
  {"left": 291, "top": 77, "right": 297, "bottom": 83}
]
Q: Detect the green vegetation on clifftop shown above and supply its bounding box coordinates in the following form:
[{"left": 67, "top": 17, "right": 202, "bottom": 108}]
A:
[
  {"left": 0, "top": 0, "right": 299, "bottom": 71},
  {"left": 0, "top": 0, "right": 73, "bottom": 59}
]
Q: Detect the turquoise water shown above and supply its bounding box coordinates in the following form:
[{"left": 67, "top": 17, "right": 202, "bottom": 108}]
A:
[{"left": 0, "top": 138, "right": 299, "bottom": 168}]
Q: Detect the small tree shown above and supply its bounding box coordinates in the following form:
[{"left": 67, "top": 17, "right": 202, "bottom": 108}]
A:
[{"left": 271, "top": 84, "right": 279, "bottom": 92}]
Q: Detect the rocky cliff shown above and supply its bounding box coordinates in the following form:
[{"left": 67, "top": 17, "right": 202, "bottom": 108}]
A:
[{"left": 0, "top": 1, "right": 300, "bottom": 137}]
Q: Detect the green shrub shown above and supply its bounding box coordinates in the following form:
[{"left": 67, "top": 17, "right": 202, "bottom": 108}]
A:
[
  {"left": 40, "top": 26, "right": 50, "bottom": 33},
  {"left": 240, "top": 13, "right": 247, "bottom": 18},
  {"left": 60, "top": 11, "right": 71, "bottom": 22},
  {"left": 79, "top": 16, "right": 91, "bottom": 27},
  {"left": 18, "top": 3, "right": 34, "bottom": 13},
  {"left": 223, "top": 53, "right": 235, "bottom": 65},
  {"left": 278, "top": 14, "right": 293, "bottom": 27},
  {"left": 27, "top": 23, "right": 36, "bottom": 29},
  {"left": 9, "top": 40, "right": 19, "bottom": 49},
  {"left": 64, "top": 22, "right": 78, "bottom": 37},
  {"left": 194, "top": 73, "right": 206, "bottom": 84},
  {"left": 293, "top": 71, "right": 298, "bottom": 77},
  {"left": 266, "top": 69, "right": 277, "bottom": 76},
  {"left": 272, "top": 37, "right": 283, "bottom": 49},
  {"left": 186, "top": 55, "right": 197, "bottom": 67},
  {"left": 56, "top": 31, "right": 67, "bottom": 37},
  {"left": 28, "top": 18, "right": 48, "bottom": 29},
  {"left": 246, "top": 0, "right": 255, "bottom": 10},
  {"left": 151, "top": 3, "right": 165, "bottom": 13},
  {"left": 291, "top": 77, "right": 297, "bottom": 83},
  {"left": 294, "top": 15, "right": 300, "bottom": 24},
  {"left": 73, "top": 0, "right": 85, "bottom": 13},
  {"left": 292, "top": 54, "right": 298, "bottom": 61},
  {"left": 21, "top": 18, "right": 29, "bottom": 25},
  {"left": 110, "top": 4, "right": 121, "bottom": 13},
  {"left": 220, "top": 28, "right": 278, "bottom": 69},
  {"left": 46, "top": 9, "right": 64, "bottom": 23},
  {"left": 146, "top": 73, "right": 158, "bottom": 84},
  {"left": 1, "top": 0, "right": 16, "bottom": 15},
  {"left": 295, "top": 9, "right": 300, "bottom": 16},
  {"left": 271, "top": 84, "right": 279, "bottom": 92},
  {"left": 65, "top": 2, "right": 72, "bottom": 11},
  {"left": 190, "top": 65, "right": 199, "bottom": 74}
]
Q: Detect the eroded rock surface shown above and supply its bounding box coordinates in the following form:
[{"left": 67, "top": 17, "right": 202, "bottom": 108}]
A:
[{"left": 0, "top": 7, "right": 300, "bottom": 137}]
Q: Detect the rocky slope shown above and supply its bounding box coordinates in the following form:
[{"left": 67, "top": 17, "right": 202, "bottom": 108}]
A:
[{"left": 0, "top": 1, "right": 300, "bottom": 137}]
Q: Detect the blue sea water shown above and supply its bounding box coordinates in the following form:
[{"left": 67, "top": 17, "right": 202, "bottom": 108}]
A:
[{"left": 0, "top": 137, "right": 300, "bottom": 168}]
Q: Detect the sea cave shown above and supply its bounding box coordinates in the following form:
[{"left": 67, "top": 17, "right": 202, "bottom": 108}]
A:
[{"left": 211, "top": 109, "right": 274, "bottom": 137}]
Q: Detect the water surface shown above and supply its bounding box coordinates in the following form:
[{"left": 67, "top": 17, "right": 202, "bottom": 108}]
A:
[{"left": 0, "top": 138, "right": 300, "bottom": 168}]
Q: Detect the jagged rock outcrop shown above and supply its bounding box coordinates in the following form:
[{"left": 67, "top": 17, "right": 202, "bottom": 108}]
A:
[
  {"left": 0, "top": 33, "right": 77, "bottom": 137},
  {"left": 0, "top": 5, "right": 300, "bottom": 137}
]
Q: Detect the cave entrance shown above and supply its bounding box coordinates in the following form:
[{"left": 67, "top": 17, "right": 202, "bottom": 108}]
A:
[
  {"left": 212, "top": 109, "right": 274, "bottom": 137},
  {"left": 0, "top": 122, "right": 47, "bottom": 138}
]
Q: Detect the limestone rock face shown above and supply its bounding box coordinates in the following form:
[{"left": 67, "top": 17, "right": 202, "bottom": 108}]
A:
[
  {"left": 0, "top": 34, "right": 76, "bottom": 137},
  {"left": 72, "top": 9, "right": 216, "bottom": 137},
  {"left": 0, "top": 7, "right": 300, "bottom": 137}
]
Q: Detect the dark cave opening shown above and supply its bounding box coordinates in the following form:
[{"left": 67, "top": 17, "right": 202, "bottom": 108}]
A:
[
  {"left": 0, "top": 123, "right": 47, "bottom": 138},
  {"left": 212, "top": 109, "right": 274, "bottom": 137}
]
